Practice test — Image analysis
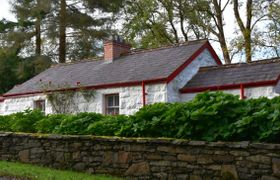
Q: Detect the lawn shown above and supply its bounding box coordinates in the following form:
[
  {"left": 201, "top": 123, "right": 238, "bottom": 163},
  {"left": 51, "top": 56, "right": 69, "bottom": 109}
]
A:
[{"left": 0, "top": 161, "right": 123, "bottom": 180}]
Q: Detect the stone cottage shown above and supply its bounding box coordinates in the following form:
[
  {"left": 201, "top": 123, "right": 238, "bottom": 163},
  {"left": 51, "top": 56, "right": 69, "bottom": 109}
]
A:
[{"left": 0, "top": 38, "right": 280, "bottom": 115}]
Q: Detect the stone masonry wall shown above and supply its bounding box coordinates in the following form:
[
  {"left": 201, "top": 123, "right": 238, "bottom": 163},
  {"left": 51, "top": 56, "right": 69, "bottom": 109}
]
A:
[{"left": 0, "top": 133, "right": 280, "bottom": 179}]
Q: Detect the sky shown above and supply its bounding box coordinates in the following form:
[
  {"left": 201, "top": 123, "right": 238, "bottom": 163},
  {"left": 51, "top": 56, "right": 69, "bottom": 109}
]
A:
[{"left": 0, "top": 0, "right": 15, "bottom": 21}]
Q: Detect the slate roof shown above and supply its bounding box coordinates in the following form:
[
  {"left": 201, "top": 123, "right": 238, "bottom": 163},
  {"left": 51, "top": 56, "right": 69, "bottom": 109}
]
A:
[
  {"left": 5, "top": 39, "right": 210, "bottom": 96},
  {"left": 182, "top": 59, "right": 280, "bottom": 90}
]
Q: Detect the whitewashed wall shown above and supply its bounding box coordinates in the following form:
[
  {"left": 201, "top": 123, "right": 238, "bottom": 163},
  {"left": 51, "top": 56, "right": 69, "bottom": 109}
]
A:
[
  {"left": 181, "top": 86, "right": 279, "bottom": 102},
  {"left": 0, "top": 103, "right": 3, "bottom": 115},
  {"left": 167, "top": 49, "right": 218, "bottom": 102},
  {"left": 0, "top": 83, "right": 167, "bottom": 115},
  {"left": 1, "top": 94, "right": 53, "bottom": 115}
]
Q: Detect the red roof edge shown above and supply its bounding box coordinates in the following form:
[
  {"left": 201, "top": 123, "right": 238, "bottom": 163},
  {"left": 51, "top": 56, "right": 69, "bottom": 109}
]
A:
[
  {"left": 166, "top": 41, "right": 222, "bottom": 83},
  {"left": 180, "top": 80, "right": 278, "bottom": 94},
  {"left": 3, "top": 78, "right": 167, "bottom": 98}
]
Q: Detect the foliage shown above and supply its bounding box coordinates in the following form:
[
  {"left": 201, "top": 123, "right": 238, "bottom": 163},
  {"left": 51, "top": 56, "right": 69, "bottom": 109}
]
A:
[
  {"left": 1, "top": 92, "right": 280, "bottom": 142},
  {"left": 9, "top": 109, "right": 44, "bottom": 133},
  {"left": 54, "top": 113, "right": 104, "bottom": 135},
  {"left": 35, "top": 114, "right": 67, "bottom": 134},
  {"left": 87, "top": 115, "right": 129, "bottom": 136}
]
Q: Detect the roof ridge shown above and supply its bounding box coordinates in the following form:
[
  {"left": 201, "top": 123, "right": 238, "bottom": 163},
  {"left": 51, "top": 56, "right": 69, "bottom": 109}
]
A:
[
  {"left": 50, "top": 39, "right": 208, "bottom": 68},
  {"left": 130, "top": 39, "right": 208, "bottom": 55},
  {"left": 199, "top": 57, "right": 280, "bottom": 72},
  {"left": 51, "top": 56, "right": 104, "bottom": 68}
]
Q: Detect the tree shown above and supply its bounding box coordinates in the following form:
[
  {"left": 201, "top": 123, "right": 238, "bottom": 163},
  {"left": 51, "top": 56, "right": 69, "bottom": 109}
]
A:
[
  {"left": 47, "top": 0, "right": 124, "bottom": 63},
  {"left": 232, "top": 0, "right": 274, "bottom": 63},
  {"left": 191, "top": 0, "right": 231, "bottom": 64},
  {"left": 11, "top": 0, "right": 51, "bottom": 56},
  {"left": 122, "top": 0, "right": 209, "bottom": 49}
]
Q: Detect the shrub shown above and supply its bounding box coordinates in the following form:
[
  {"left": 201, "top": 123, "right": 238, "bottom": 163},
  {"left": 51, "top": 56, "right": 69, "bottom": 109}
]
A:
[
  {"left": 10, "top": 109, "right": 44, "bottom": 133},
  {"left": 35, "top": 114, "right": 67, "bottom": 134},
  {"left": 87, "top": 115, "right": 129, "bottom": 136},
  {"left": 55, "top": 113, "right": 104, "bottom": 135}
]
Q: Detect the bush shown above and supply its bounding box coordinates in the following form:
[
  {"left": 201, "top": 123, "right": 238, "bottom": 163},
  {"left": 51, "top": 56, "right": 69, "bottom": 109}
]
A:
[
  {"left": 87, "top": 115, "right": 129, "bottom": 136},
  {"left": 0, "top": 91, "right": 280, "bottom": 142},
  {"left": 55, "top": 113, "right": 104, "bottom": 135},
  {"left": 10, "top": 110, "right": 44, "bottom": 133},
  {"left": 35, "top": 114, "right": 67, "bottom": 134}
]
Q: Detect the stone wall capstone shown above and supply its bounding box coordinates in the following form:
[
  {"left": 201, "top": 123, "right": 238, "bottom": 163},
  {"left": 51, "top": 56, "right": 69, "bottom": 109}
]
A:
[{"left": 0, "top": 132, "right": 280, "bottom": 179}]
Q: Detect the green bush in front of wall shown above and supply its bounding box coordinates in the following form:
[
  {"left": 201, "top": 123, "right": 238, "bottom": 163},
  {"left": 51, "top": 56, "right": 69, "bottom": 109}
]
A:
[{"left": 1, "top": 91, "right": 280, "bottom": 142}]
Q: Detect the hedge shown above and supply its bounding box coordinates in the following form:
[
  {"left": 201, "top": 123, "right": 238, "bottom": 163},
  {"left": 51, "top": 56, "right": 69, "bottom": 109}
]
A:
[{"left": 1, "top": 92, "right": 280, "bottom": 142}]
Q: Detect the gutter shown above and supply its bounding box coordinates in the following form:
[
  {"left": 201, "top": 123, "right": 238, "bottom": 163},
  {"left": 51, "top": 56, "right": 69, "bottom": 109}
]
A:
[
  {"left": 179, "top": 80, "right": 278, "bottom": 94},
  {"left": 142, "top": 81, "right": 146, "bottom": 106},
  {"left": 3, "top": 78, "right": 167, "bottom": 98}
]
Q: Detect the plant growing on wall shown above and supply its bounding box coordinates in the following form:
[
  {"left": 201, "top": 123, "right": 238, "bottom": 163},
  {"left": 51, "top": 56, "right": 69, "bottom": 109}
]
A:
[{"left": 39, "top": 82, "right": 95, "bottom": 114}]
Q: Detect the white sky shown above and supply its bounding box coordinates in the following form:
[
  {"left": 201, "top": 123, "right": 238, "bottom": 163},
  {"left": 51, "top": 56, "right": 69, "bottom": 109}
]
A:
[{"left": 0, "top": 0, "right": 15, "bottom": 21}]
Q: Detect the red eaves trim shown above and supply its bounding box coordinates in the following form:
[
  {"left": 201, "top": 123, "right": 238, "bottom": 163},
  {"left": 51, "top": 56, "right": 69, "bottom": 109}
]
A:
[
  {"left": 180, "top": 80, "right": 278, "bottom": 94},
  {"left": 166, "top": 41, "right": 222, "bottom": 83},
  {"left": 3, "top": 78, "right": 167, "bottom": 98}
]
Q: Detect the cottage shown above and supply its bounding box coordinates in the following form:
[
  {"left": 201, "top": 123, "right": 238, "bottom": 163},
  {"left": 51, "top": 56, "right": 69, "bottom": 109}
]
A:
[{"left": 0, "top": 37, "right": 279, "bottom": 115}]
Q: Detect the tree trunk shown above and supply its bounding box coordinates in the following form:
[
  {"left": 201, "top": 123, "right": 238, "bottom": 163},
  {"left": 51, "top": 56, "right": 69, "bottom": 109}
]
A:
[
  {"left": 213, "top": 0, "right": 231, "bottom": 64},
  {"left": 59, "top": 0, "right": 66, "bottom": 63},
  {"left": 233, "top": 0, "right": 252, "bottom": 63},
  {"left": 35, "top": 17, "right": 41, "bottom": 56}
]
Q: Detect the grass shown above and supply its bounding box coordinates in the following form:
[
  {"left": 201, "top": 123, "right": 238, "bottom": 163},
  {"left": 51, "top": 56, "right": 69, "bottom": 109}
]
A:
[{"left": 0, "top": 161, "right": 123, "bottom": 180}]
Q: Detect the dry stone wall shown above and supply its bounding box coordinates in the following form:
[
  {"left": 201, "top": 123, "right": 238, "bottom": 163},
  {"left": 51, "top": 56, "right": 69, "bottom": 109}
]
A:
[{"left": 0, "top": 132, "right": 280, "bottom": 179}]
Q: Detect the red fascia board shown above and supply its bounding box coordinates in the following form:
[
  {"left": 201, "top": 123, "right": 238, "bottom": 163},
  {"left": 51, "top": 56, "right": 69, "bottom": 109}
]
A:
[
  {"left": 3, "top": 78, "right": 167, "bottom": 98},
  {"left": 180, "top": 80, "right": 278, "bottom": 93},
  {"left": 166, "top": 41, "right": 222, "bottom": 83}
]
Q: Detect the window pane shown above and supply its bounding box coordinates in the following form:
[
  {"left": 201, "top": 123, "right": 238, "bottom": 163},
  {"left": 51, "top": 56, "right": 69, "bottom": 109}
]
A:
[
  {"left": 115, "top": 95, "right": 119, "bottom": 106},
  {"left": 108, "top": 96, "right": 114, "bottom": 106}
]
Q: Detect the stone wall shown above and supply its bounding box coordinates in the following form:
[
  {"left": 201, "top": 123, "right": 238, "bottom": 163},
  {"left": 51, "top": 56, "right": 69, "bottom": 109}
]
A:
[{"left": 0, "top": 132, "right": 280, "bottom": 179}]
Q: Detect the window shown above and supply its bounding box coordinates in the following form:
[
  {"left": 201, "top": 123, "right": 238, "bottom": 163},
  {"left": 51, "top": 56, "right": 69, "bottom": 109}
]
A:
[
  {"left": 34, "top": 100, "right": 46, "bottom": 113},
  {"left": 105, "top": 94, "right": 119, "bottom": 115}
]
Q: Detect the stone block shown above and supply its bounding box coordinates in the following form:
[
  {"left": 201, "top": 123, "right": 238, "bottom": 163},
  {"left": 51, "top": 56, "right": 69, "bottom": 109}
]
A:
[
  {"left": 197, "top": 155, "right": 213, "bottom": 164},
  {"left": 229, "top": 151, "right": 250, "bottom": 157},
  {"left": 273, "top": 158, "right": 280, "bottom": 177},
  {"left": 247, "top": 155, "right": 271, "bottom": 164},
  {"left": 261, "top": 175, "right": 279, "bottom": 180},
  {"left": 18, "top": 150, "right": 29, "bottom": 163},
  {"left": 125, "top": 162, "right": 150, "bottom": 176},
  {"left": 177, "top": 154, "right": 196, "bottom": 162},
  {"left": 118, "top": 151, "right": 131, "bottom": 164},
  {"left": 221, "top": 165, "right": 238, "bottom": 180},
  {"left": 190, "top": 175, "right": 202, "bottom": 180}
]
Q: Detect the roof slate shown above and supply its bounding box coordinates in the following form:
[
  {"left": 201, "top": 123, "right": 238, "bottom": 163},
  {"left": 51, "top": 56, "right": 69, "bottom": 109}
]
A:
[
  {"left": 183, "top": 59, "right": 280, "bottom": 89},
  {"left": 5, "top": 40, "right": 208, "bottom": 96}
]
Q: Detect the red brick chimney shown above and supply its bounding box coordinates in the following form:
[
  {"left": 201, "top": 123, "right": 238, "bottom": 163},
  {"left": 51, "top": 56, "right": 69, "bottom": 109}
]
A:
[{"left": 104, "top": 35, "right": 131, "bottom": 61}]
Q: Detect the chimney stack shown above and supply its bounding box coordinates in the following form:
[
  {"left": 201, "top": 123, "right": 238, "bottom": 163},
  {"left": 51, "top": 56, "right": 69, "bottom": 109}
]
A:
[{"left": 104, "top": 35, "right": 131, "bottom": 61}]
